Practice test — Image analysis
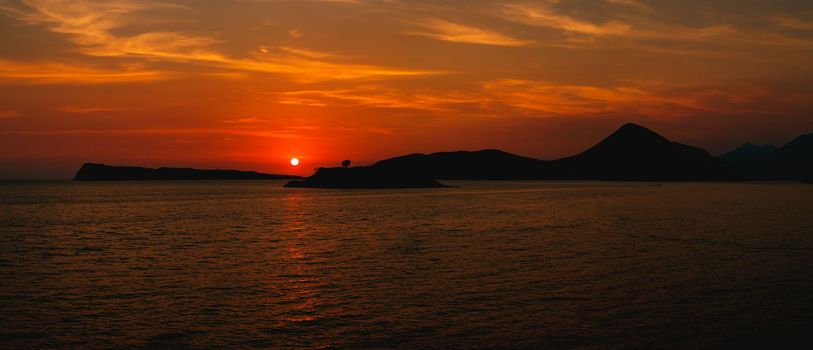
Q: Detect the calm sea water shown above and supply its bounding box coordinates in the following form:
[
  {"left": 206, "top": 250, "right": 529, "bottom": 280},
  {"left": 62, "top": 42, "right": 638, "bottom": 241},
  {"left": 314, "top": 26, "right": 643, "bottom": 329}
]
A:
[{"left": 1, "top": 181, "right": 812, "bottom": 349}]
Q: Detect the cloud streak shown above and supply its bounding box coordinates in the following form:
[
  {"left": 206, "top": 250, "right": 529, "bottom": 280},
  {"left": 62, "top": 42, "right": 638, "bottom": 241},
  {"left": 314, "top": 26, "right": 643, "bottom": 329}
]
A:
[
  {"left": 406, "top": 18, "right": 534, "bottom": 47},
  {"left": 0, "top": 60, "right": 170, "bottom": 85},
  {"left": 0, "top": 127, "right": 305, "bottom": 139},
  {"left": 273, "top": 87, "right": 480, "bottom": 112},
  {"left": 59, "top": 106, "right": 123, "bottom": 113},
  {"left": 2, "top": 0, "right": 436, "bottom": 83},
  {"left": 499, "top": 2, "right": 632, "bottom": 37},
  {"left": 495, "top": 1, "right": 813, "bottom": 50},
  {"left": 266, "top": 79, "right": 813, "bottom": 120}
]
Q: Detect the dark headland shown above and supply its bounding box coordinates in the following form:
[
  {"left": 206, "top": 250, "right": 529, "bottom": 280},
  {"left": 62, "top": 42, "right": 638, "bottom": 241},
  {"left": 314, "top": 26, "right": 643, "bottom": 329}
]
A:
[
  {"left": 74, "top": 163, "right": 301, "bottom": 181},
  {"left": 286, "top": 123, "right": 812, "bottom": 188},
  {"left": 73, "top": 123, "right": 811, "bottom": 187},
  {"left": 283, "top": 166, "right": 445, "bottom": 189}
]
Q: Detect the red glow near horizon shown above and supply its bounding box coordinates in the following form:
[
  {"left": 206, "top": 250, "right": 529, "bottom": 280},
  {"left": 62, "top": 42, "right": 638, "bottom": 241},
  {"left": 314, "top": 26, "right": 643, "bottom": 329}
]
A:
[{"left": 0, "top": 1, "right": 811, "bottom": 179}]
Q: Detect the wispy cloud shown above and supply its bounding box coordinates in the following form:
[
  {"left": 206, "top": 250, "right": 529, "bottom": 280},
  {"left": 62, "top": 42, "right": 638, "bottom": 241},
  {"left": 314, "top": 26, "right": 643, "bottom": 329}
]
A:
[
  {"left": 273, "top": 46, "right": 340, "bottom": 59},
  {"left": 0, "top": 127, "right": 305, "bottom": 139},
  {"left": 272, "top": 87, "right": 480, "bottom": 112},
  {"left": 0, "top": 60, "right": 170, "bottom": 85},
  {"left": 406, "top": 18, "right": 534, "bottom": 47},
  {"left": 2, "top": 0, "right": 435, "bottom": 83},
  {"left": 774, "top": 16, "right": 813, "bottom": 31},
  {"left": 603, "top": 0, "right": 652, "bottom": 11},
  {"left": 496, "top": 1, "right": 813, "bottom": 49},
  {"left": 7, "top": 0, "right": 203, "bottom": 58},
  {"left": 267, "top": 78, "right": 812, "bottom": 120},
  {"left": 479, "top": 79, "right": 813, "bottom": 118},
  {"left": 223, "top": 117, "right": 266, "bottom": 124},
  {"left": 499, "top": 2, "right": 632, "bottom": 37}
]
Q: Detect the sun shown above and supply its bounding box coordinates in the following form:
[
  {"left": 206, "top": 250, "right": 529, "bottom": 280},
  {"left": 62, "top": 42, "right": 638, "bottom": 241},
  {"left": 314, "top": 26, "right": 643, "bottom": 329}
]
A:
[{"left": 290, "top": 157, "right": 300, "bottom": 166}]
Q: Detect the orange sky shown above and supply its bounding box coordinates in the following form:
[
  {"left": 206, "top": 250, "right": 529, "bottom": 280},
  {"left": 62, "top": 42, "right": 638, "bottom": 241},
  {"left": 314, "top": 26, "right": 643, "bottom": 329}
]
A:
[{"left": 1, "top": 0, "right": 812, "bottom": 178}]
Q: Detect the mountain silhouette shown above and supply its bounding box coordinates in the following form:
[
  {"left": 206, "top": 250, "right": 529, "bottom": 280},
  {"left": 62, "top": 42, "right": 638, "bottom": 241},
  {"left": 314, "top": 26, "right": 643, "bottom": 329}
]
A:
[
  {"left": 372, "top": 149, "right": 548, "bottom": 180},
  {"left": 550, "top": 123, "right": 733, "bottom": 180},
  {"left": 718, "top": 143, "right": 778, "bottom": 164},
  {"left": 74, "top": 163, "right": 301, "bottom": 181},
  {"left": 286, "top": 123, "right": 741, "bottom": 188},
  {"left": 772, "top": 134, "right": 813, "bottom": 175},
  {"left": 78, "top": 123, "right": 809, "bottom": 187},
  {"left": 729, "top": 134, "right": 813, "bottom": 180},
  {"left": 372, "top": 123, "right": 733, "bottom": 181}
]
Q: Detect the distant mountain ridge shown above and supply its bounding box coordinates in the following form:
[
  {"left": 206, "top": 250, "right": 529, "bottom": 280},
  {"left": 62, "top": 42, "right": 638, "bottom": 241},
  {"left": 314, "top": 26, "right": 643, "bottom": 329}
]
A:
[
  {"left": 74, "top": 163, "right": 301, "bottom": 181},
  {"left": 720, "top": 134, "right": 813, "bottom": 180},
  {"left": 718, "top": 143, "right": 778, "bottom": 164},
  {"left": 287, "top": 122, "right": 776, "bottom": 188},
  {"left": 369, "top": 123, "right": 733, "bottom": 181}
]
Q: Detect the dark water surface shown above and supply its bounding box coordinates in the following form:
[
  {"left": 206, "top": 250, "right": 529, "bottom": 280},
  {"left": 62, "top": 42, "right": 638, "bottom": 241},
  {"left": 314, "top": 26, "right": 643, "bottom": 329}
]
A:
[{"left": 1, "top": 181, "right": 812, "bottom": 349}]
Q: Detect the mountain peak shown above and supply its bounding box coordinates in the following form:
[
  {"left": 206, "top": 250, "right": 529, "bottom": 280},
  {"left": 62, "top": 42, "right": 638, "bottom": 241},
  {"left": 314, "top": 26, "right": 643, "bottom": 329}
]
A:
[
  {"left": 787, "top": 133, "right": 813, "bottom": 145},
  {"left": 777, "top": 133, "right": 813, "bottom": 154},
  {"left": 611, "top": 123, "right": 667, "bottom": 140},
  {"left": 619, "top": 122, "right": 647, "bottom": 130},
  {"left": 554, "top": 122, "right": 730, "bottom": 180},
  {"left": 590, "top": 123, "right": 670, "bottom": 150}
]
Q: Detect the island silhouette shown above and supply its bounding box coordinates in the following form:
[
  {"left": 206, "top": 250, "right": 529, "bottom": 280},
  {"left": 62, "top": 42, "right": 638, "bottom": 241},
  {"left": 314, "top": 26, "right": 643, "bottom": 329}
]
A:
[
  {"left": 283, "top": 166, "right": 446, "bottom": 189},
  {"left": 74, "top": 163, "right": 301, "bottom": 181},
  {"left": 74, "top": 123, "right": 812, "bottom": 187}
]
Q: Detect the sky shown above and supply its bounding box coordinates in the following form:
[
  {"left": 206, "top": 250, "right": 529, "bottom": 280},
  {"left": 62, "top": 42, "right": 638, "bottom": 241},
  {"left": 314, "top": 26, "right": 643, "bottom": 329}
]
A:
[{"left": 1, "top": 0, "right": 812, "bottom": 178}]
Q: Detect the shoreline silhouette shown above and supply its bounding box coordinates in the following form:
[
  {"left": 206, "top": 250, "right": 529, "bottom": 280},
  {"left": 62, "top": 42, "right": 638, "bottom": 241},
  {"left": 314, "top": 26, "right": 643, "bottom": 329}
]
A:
[
  {"left": 73, "top": 123, "right": 811, "bottom": 187},
  {"left": 73, "top": 163, "right": 302, "bottom": 181},
  {"left": 284, "top": 123, "right": 811, "bottom": 188}
]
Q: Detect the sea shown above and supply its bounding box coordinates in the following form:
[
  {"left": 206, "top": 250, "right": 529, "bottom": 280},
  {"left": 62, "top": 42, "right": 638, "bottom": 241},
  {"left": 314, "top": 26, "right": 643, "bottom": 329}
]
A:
[{"left": 1, "top": 181, "right": 812, "bottom": 349}]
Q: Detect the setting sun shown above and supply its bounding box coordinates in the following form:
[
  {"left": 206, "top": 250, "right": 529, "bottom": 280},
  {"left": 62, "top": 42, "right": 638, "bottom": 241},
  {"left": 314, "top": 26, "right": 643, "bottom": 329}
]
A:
[{"left": 290, "top": 158, "right": 300, "bottom": 166}]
